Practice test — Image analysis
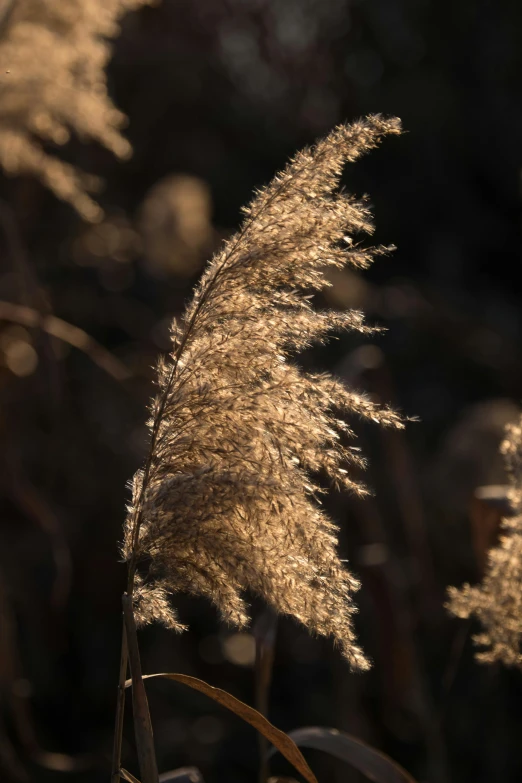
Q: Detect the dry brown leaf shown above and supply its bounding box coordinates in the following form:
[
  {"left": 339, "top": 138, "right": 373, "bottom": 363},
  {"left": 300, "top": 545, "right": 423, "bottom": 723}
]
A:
[
  {"left": 125, "top": 673, "right": 318, "bottom": 783},
  {"left": 120, "top": 768, "right": 142, "bottom": 783},
  {"left": 159, "top": 768, "right": 204, "bottom": 783},
  {"left": 283, "top": 727, "right": 417, "bottom": 783}
]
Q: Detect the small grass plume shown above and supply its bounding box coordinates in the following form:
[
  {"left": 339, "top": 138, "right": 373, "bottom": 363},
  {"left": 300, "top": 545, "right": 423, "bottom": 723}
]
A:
[
  {"left": 0, "top": 0, "right": 152, "bottom": 221},
  {"left": 123, "top": 114, "right": 404, "bottom": 670},
  {"left": 448, "top": 413, "right": 522, "bottom": 667}
]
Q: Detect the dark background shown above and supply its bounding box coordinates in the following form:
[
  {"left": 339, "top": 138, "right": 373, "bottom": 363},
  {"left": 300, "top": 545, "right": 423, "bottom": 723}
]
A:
[{"left": 2, "top": 1, "right": 522, "bottom": 781}]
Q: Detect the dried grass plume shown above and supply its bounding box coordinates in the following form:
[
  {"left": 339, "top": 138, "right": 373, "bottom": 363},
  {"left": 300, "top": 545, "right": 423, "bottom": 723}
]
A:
[
  {"left": 123, "top": 115, "right": 404, "bottom": 670},
  {"left": 448, "top": 413, "right": 522, "bottom": 667},
  {"left": 0, "top": 0, "right": 152, "bottom": 221}
]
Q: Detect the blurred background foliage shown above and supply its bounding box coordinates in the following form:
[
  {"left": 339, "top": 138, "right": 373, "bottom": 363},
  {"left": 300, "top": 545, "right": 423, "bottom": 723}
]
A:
[{"left": 1, "top": 1, "right": 522, "bottom": 782}]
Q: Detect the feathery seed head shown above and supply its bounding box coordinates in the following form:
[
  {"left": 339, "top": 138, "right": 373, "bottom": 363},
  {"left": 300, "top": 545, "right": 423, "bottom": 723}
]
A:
[
  {"left": 0, "top": 0, "right": 152, "bottom": 220},
  {"left": 123, "top": 115, "right": 404, "bottom": 669},
  {"left": 447, "top": 413, "right": 522, "bottom": 668}
]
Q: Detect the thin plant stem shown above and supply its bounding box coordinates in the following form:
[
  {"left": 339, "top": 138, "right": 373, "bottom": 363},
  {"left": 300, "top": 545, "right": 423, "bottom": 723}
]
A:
[
  {"left": 111, "top": 621, "right": 129, "bottom": 783},
  {"left": 122, "top": 594, "right": 158, "bottom": 783},
  {"left": 256, "top": 649, "right": 270, "bottom": 783},
  {"left": 0, "top": 300, "right": 132, "bottom": 382},
  {"left": 254, "top": 610, "right": 277, "bottom": 783}
]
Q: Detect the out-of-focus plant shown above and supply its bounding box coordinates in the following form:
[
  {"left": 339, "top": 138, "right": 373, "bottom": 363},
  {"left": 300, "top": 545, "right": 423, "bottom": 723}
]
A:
[
  {"left": 0, "top": 0, "right": 153, "bottom": 221},
  {"left": 448, "top": 412, "right": 522, "bottom": 667},
  {"left": 138, "top": 174, "right": 215, "bottom": 278}
]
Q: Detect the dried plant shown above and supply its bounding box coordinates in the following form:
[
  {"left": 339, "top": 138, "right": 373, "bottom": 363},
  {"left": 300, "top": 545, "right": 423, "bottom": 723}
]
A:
[
  {"left": 138, "top": 174, "right": 214, "bottom": 278},
  {"left": 448, "top": 414, "right": 522, "bottom": 667},
  {"left": 123, "top": 114, "right": 404, "bottom": 670},
  {"left": 0, "top": 0, "right": 152, "bottom": 221}
]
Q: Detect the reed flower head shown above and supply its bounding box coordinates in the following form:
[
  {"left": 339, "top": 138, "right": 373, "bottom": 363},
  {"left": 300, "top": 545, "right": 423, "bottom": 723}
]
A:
[
  {"left": 448, "top": 414, "right": 522, "bottom": 667},
  {"left": 123, "top": 115, "right": 404, "bottom": 669},
  {"left": 0, "top": 0, "right": 151, "bottom": 221}
]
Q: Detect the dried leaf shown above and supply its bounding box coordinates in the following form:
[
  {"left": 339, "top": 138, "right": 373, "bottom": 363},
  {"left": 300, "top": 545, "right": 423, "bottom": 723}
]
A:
[
  {"left": 278, "top": 727, "right": 418, "bottom": 783},
  {"left": 126, "top": 673, "right": 318, "bottom": 783},
  {"left": 267, "top": 778, "right": 299, "bottom": 783},
  {"left": 159, "top": 768, "right": 204, "bottom": 783},
  {"left": 121, "top": 769, "right": 142, "bottom": 783},
  {"left": 474, "top": 485, "right": 514, "bottom": 515}
]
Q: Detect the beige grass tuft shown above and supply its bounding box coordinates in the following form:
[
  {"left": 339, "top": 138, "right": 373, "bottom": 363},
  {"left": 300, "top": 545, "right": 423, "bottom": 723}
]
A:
[
  {"left": 0, "top": 0, "right": 152, "bottom": 220},
  {"left": 123, "top": 115, "right": 404, "bottom": 669},
  {"left": 448, "top": 414, "right": 522, "bottom": 667}
]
